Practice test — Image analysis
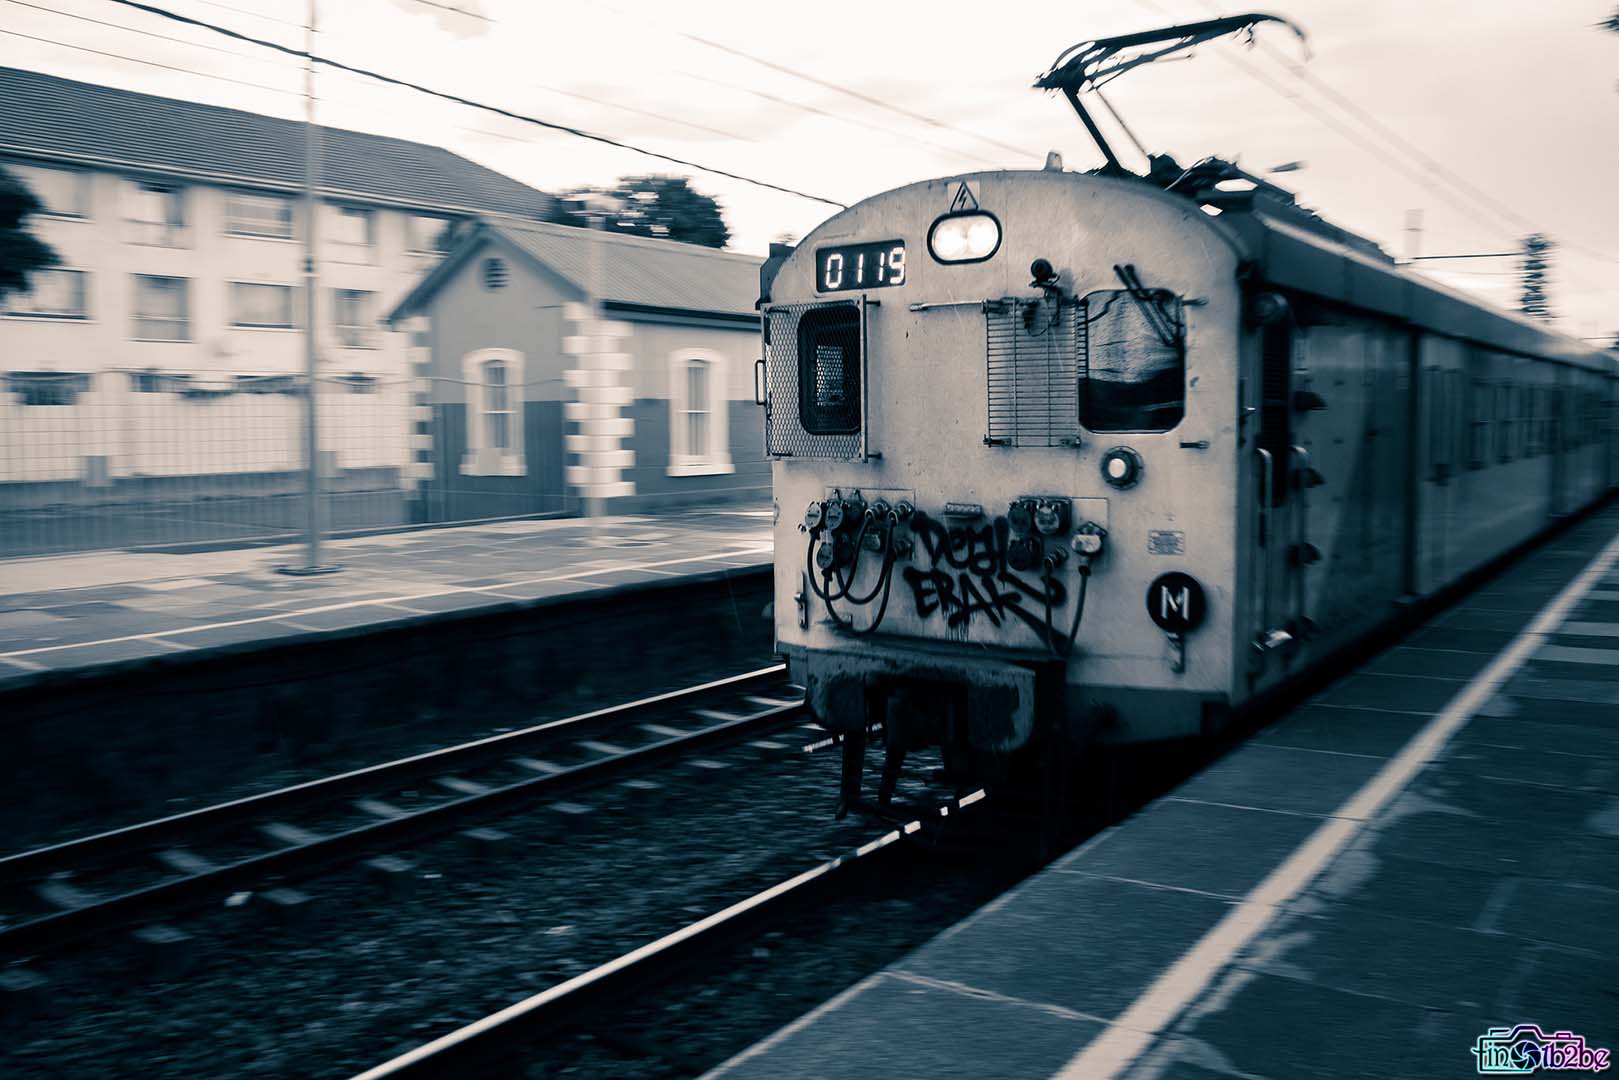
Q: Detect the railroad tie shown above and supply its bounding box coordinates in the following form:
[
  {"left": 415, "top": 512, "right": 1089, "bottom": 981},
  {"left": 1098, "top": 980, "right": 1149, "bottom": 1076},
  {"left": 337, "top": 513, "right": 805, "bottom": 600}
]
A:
[
  {"left": 576, "top": 739, "right": 629, "bottom": 756},
  {"left": 435, "top": 775, "right": 492, "bottom": 797},
  {"left": 639, "top": 723, "right": 689, "bottom": 738},
  {"left": 34, "top": 878, "right": 96, "bottom": 911},
  {"left": 130, "top": 923, "right": 193, "bottom": 979},
  {"left": 510, "top": 756, "right": 565, "bottom": 775},
  {"left": 353, "top": 798, "right": 408, "bottom": 820},
  {"left": 155, "top": 848, "right": 218, "bottom": 876},
  {"left": 259, "top": 821, "right": 323, "bottom": 848}
]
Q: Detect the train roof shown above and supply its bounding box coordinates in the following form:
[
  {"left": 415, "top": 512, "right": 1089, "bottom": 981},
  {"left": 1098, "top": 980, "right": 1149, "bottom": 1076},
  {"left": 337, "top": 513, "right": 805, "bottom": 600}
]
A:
[
  {"left": 1208, "top": 189, "right": 1615, "bottom": 374},
  {"left": 821, "top": 169, "right": 1612, "bottom": 375}
]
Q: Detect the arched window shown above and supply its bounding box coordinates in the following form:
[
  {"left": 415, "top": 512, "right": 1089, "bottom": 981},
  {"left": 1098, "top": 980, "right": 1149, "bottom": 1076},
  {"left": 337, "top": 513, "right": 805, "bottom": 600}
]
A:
[
  {"left": 460, "top": 348, "right": 525, "bottom": 475},
  {"left": 667, "top": 349, "right": 734, "bottom": 476}
]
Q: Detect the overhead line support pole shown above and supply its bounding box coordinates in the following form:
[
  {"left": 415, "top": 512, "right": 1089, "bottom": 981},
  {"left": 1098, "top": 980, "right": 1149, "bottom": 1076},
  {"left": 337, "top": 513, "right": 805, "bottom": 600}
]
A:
[{"left": 282, "top": 0, "right": 338, "bottom": 575}]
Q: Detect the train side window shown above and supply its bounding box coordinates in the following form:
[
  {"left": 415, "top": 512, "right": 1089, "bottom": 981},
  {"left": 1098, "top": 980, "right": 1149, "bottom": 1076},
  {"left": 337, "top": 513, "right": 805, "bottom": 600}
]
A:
[
  {"left": 1428, "top": 366, "right": 1459, "bottom": 482},
  {"left": 795, "top": 303, "right": 862, "bottom": 435},
  {"left": 1533, "top": 388, "right": 1547, "bottom": 456},
  {"left": 1508, "top": 386, "right": 1521, "bottom": 459},
  {"left": 1467, "top": 378, "right": 1487, "bottom": 470},
  {"left": 1078, "top": 288, "right": 1186, "bottom": 433},
  {"left": 1495, "top": 382, "right": 1508, "bottom": 463}
]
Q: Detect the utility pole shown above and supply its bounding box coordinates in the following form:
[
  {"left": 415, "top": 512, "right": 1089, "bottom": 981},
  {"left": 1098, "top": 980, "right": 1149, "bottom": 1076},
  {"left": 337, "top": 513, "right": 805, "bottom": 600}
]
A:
[
  {"left": 282, "top": 0, "right": 337, "bottom": 574},
  {"left": 585, "top": 200, "right": 606, "bottom": 535},
  {"left": 1403, "top": 208, "right": 1423, "bottom": 263}
]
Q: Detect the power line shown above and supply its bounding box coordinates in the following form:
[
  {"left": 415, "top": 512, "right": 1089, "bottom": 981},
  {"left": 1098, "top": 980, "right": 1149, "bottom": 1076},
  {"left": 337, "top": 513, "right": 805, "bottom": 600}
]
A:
[
  {"left": 0, "top": 26, "right": 298, "bottom": 94},
  {"left": 101, "top": 0, "right": 848, "bottom": 207},
  {"left": 676, "top": 27, "right": 1041, "bottom": 161},
  {"left": 1252, "top": 39, "right": 1537, "bottom": 234},
  {"left": 678, "top": 70, "right": 1000, "bottom": 167},
  {"left": 1409, "top": 252, "right": 1520, "bottom": 261},
  {"left": 1173, "top": 0, "right": 1619, "bottom": 266},
  {"left": 181, "top": 0, "right": 298, "bottom": 28},
  {"left": 1124, "top": 0, "right": 1527, "bottom": 243},
  {"left": 5, "top": 0, "right": 291, "bottom": 69},
  {"left": 401, "top": 0, "right": 490, "bottom": 24},
  {"left": 594, "top": 1, "right": 1038, "bottom": 163},
  {"left": 532, "top": 81, "right": 753, "bottom": 144}
]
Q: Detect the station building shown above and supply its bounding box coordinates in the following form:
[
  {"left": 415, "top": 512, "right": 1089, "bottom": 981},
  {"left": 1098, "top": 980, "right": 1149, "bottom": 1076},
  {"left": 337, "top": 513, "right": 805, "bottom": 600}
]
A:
[
  {"left": 0, "top": 65, "right": 553, "bottom": 542},
  {"left": 387, "top": 217, "right": 768, "bottom": 520}
]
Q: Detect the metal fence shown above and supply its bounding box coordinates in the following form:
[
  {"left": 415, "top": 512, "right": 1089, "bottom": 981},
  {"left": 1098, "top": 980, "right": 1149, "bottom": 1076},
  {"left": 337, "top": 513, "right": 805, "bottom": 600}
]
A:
[{"left": 0, "top": 369, "right": 573, "bottom": 559}]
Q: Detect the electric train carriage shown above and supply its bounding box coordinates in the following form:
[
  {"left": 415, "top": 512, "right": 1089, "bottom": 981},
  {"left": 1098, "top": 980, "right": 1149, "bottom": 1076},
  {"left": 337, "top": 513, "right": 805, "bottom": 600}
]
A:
[{"left": 753, "top": 14, "right": 1619, "bottom": 812}]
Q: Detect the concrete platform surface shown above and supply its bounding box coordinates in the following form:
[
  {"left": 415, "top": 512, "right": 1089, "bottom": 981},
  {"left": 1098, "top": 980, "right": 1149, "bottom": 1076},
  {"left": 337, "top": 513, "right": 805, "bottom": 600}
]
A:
[
  {"left": 0, "top": 507, "right": 772, "bottom": 687},
  {"left": 707, "top": 505, "right": 1619, "bottom": 1080}
]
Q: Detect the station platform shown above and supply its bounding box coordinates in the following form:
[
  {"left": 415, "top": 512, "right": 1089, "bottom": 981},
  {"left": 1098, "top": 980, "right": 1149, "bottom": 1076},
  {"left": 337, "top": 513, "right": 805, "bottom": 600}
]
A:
[
  {"left": 708, "top": 504, "right": 1619, "bottom": 1080},
  {"left": 0, "top": 507, "right": 772, "bottom": 689}
]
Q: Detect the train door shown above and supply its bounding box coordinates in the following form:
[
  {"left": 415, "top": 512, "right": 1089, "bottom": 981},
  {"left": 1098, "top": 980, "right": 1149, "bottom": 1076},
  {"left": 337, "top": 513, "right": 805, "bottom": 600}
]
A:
[
  {"left": 1246, "top": 308, "right": 1306, "bottom": 672},
  {"left": 1550, "top": 369, "right": 1572, "bottom": 515},
  {"left": 1369, "top": 327, "right": 1412, "bottom": 600},
  {"left": 1414, "top": 334, "right": 1464, "bottom": 594}
]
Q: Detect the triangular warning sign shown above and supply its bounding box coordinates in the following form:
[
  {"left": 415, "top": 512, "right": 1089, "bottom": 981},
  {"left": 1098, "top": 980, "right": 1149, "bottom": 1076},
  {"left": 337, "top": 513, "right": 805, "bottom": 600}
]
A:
[{"left": 949, "top": 181, "right": 979, "bottom": 212}]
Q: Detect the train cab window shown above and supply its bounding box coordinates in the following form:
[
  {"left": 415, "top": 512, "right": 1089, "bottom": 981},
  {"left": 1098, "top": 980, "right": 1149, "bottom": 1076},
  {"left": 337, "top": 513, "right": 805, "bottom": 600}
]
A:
[
  {"left": 796, "top": 303, "right": 862, "bottom": 435},
  {"left": 1078, "top": 288, "right": 1186, "bottom": 433}
]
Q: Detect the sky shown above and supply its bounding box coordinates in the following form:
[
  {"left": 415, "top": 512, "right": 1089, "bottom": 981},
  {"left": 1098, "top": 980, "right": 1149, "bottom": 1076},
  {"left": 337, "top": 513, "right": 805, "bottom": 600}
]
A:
[{"left": 4, "top": 0, "right": 1618, "bottom": 341}]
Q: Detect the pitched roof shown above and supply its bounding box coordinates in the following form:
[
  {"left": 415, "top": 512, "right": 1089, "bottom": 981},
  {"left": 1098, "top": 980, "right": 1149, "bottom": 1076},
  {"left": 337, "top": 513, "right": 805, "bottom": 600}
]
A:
[
  {"left": 0, "top": 65, "right": 553, "bottom": 218},
  {"left": 391, "top": 216, "right": 763, "bottom": 322}
]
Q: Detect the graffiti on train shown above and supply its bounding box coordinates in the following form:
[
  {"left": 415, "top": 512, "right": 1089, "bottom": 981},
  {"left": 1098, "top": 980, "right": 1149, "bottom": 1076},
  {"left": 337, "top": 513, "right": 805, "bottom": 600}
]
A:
[{"left": 900, "top": 513, "right": 1065, "bottom": 633}]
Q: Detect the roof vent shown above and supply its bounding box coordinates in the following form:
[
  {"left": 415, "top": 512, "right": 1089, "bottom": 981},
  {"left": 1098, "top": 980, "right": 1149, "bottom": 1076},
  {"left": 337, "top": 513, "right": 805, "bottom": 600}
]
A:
[{"left": 481, "top": 257, "right": 508, "bottom": 291}]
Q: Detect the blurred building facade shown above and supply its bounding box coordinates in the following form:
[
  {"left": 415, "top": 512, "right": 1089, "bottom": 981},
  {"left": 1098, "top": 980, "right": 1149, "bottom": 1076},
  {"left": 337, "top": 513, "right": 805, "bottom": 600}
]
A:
[
  {"left": 388, "top": 217, "right": 767, "bottom": 520},
  {"left": 0, "top": 66, "right": 553, "bottom": 552}
]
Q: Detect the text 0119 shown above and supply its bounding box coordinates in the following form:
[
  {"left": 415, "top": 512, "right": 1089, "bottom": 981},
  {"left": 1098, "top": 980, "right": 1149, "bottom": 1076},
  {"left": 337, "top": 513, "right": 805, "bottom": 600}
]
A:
[{"left": 815, "top": 240, "right": 906, "bottom": 292}]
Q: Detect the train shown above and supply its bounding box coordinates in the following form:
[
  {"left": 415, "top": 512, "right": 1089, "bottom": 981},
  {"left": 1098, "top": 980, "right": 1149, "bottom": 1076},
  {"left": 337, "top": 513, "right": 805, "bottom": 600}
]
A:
[{"left": 753, "top": 18, "right": 1619, "bottom": 813}]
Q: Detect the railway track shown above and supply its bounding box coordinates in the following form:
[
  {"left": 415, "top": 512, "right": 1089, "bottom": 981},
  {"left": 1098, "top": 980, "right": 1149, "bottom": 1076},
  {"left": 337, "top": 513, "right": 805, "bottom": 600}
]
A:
[
  {"left": 346, "top": 789, "right": 989, "bottom": 1080},
  {"left": 0, "top": 666, "right": 805, "bottom": 958}
]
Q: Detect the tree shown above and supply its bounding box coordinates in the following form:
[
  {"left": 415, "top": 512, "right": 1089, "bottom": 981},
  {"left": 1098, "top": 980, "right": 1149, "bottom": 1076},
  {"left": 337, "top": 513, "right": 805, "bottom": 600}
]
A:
[
  {"left": 1518, "top": 233, "right": 1554, "bottom": 321},
  {"left": 1605, "top": 7, "right": 1619, "bottom": 32},
  {"left": 0, "top": 166, "right": 58, "bottom": 301},
  {"left": 548, "top": 175, "right": 730, "bottom": 249}
]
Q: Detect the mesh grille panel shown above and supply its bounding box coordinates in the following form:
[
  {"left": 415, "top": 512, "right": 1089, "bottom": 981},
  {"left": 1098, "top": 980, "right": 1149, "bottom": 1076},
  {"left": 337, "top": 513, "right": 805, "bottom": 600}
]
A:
[
  {"left": 985, "top": 297, "right": 1081, "bottom": 447},
  {"left": 763, "top": 300, "right": 864, "bottom": 459}
]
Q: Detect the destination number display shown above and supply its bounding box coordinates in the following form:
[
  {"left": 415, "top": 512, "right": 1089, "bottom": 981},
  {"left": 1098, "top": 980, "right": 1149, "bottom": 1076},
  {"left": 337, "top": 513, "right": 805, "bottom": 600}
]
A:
[{"left": 815, "top": 240, "right": 906, "bottom": 293}]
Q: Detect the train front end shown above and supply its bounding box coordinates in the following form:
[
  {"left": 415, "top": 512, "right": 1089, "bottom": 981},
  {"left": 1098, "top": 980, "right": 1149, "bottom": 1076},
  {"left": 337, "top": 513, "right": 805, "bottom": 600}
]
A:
[{"left": 760, "top": 169, "right": 1244, "bottom": 798}]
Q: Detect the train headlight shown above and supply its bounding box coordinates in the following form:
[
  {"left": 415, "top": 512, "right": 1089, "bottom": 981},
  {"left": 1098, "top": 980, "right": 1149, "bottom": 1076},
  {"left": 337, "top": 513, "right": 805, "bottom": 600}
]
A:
[
  {"left": 1100, "top": 446, "right": 1144, "bottom": 489},
  {"left": 928, "top": 212, "right": 1000, "bottom": 264}
]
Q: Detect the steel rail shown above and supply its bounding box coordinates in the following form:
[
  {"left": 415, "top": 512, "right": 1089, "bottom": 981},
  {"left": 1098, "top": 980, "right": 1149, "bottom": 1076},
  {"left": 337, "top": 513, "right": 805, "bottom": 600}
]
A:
[
  {"left": 0, "top": 667, "right": 801, "bottom": 957},
  {"left": 347, "top": 789, "right": 988, "bottom": 1080},
  {"left": 0, "top": 664, "right": 788, "bottom": 879}
]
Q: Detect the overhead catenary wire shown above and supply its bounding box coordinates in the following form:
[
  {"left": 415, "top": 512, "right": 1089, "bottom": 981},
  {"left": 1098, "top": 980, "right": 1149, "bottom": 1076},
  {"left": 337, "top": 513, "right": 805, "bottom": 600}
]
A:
[
  {"left": 592, "top": 0, "right": 1040, "bottom": 164},
  {"left": 181, "top": 0, "right": 298, "bottom": 28},
  {"left": 100, "top": 0, "right": 849, "bottom": 207},
  {"left": 678, "top": 70, "right": 1001, "bottom": 168},
  {"left": 1122, "top": 0, "right": 1525, "bottom": 244},
  {"left": 0, "top": 25, "right": 299, "bottom": 94},
  {"left": 1173, "top": 0, "right": 1616, "bottom": 266},
  {"left": 4, "top": 0, "right": 294, "bottom": 69},
  {"left": 675, "top": 27, "right": 1043, "bottom": 162},
  {"left": 400, "top": 0, "right": 489, "bottom": 23},
  {"left": 532, "top": 80, "right": 753, "bottom": 144}
]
